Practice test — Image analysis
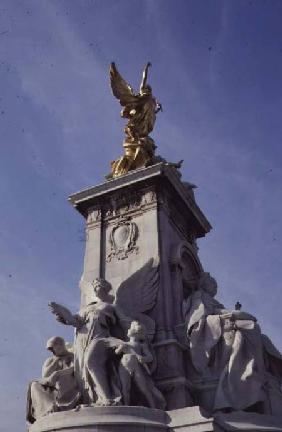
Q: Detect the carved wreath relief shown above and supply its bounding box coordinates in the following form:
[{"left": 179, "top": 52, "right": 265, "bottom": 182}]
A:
[{"left": 107, "top": 219, "right": 139, "bottom": 262}]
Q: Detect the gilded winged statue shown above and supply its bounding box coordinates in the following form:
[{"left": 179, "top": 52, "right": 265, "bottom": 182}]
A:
[
  {"left": 109, "top": 62, "right": 162, "bottom": 178},
  {"left": 48, "top": 259, "right": 162, "bottom": 407}
]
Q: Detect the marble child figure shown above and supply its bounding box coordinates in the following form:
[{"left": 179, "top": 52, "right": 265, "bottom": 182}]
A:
[{"left": 115, "top": 321, "right": 166, "bottom": 409}]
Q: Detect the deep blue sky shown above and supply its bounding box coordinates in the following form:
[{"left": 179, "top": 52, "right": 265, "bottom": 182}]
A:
[{"left": 1, "top": 1, "right": 282, "bottom": 430}]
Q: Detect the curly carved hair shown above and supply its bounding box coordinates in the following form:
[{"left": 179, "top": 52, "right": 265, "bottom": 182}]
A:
[{"left": 128, "top": 321, "right": 146, "bottom": 338}]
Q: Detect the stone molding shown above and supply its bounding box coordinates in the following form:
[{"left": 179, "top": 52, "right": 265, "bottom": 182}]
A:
[
  {"left": 104, "top": 187, "right": 157, "bottom": 221},
  {"left": 68, "top": 163, "right": 211, "bottom": 238},
  {"left": 170, "top": 241, "right": 202, "bottom": 275}
]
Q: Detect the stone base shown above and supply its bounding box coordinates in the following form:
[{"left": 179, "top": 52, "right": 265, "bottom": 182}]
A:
[
  {"left": 28, "top": 406, "right": 170, "bottom": 432},
  {"left": 214, "top": 411, "right": 282, "bottom": 431},
  {"left": 28, "top": 406, "right": 282, "bottom": 432},
  {"left": 168, "top": 406, "right": 213, "bottom": 431}
]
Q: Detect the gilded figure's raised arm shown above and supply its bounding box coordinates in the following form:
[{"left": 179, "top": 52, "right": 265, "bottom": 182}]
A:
[{"left": 140, "top": 62, "right": 151, "bottom": 93}]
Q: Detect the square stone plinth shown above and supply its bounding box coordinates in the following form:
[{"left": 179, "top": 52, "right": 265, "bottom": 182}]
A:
[{"left": 69, "top": 163, "right": 211, "bottom": 410}]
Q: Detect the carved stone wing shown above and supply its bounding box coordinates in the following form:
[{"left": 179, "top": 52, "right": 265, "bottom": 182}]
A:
[
  {"left": 110, "top": 62, "right": 138, "bottom": 106},
  {"left": 114, "top": 258, "right": 159, "bottom": 339},
  {"left": 115, "top": 258, "right": 159, "bottom": 314}
]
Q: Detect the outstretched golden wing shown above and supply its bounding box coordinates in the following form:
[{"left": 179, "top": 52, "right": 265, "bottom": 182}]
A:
[{"left": 110, "top": 62, "right": 139, "bottom": 106}]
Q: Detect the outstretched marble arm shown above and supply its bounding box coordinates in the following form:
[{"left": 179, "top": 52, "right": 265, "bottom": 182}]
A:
[{"left": 48, "top": 302, "right": 84, "bottom": 328}]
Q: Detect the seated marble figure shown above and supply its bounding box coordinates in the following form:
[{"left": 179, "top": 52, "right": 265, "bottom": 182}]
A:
[
  {"left": 26, "top": 337, "right": 80, "bottom": 424},
  {"left": 183, "top": 272, "right": 282, "bottom": 415}
]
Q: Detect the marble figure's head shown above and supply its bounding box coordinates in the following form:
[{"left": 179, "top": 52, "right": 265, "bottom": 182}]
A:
[
  {"left": 46, "top": 336, "right": 67, "bottom": 357},
  {"left": 199, "top": 272, "right": 218, "bottom": 297},
  {"left": 127, "top": 321, "right": 146, "bottom": 339},
  {"left": 92, "top": 278, "right": 112, "bottom": 301}
]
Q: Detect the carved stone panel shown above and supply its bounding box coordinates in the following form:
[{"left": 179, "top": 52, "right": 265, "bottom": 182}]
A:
[
  {"left": 86, "top": 206, "right": 102, "bottom": 225},
  {"left": 106, "top": 219, "right": 139, "bottom": 262},
  {"left": 104, "top": 187, "right": 157, "bottom": 220}
]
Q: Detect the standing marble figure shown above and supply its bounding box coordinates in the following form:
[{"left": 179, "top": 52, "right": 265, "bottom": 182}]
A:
[{"left": 48, "top": 258, "right": 161, "bottom": 408}]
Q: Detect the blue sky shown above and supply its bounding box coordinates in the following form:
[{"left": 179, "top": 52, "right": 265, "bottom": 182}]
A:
[{"left": 1, "top": 0, "right": 282, "bottom": 430}]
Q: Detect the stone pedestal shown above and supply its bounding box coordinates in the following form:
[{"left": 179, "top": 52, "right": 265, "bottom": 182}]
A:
[
  {"left": 214, "top": 411, "right": 282, "bottom": 431},
  {"left": 29, "top": 405, "right": 282, "bottom": 432},
  {"left": 28, "top": 406, "right": 169, "bottom": 432},
  {"left": 69, "top": 163, "right": 211, "bottom": 410},
  {"left": 27, "top": 406, "right": 214, "bottom": 432}
]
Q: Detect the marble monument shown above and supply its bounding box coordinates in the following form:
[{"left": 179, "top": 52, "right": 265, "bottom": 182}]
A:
[{"left": 27, "top": 63, "right": 282, "bottom": 432}]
